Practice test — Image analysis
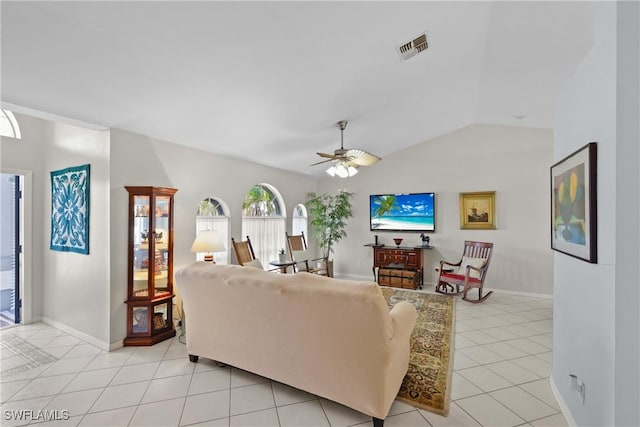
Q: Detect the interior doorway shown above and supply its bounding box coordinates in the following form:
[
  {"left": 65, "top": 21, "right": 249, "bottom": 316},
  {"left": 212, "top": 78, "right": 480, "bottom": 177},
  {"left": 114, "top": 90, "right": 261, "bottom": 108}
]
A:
[{"left": 1, "top": 173, "right": 23, "bottom": 326}]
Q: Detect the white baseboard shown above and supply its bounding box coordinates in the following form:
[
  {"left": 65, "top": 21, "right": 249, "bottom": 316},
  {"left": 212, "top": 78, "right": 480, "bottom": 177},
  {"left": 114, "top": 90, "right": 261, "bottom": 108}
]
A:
[
  {"left": 40, "top": 316, "right": 111, "bottom": 352},
  {"left": 109, "top": 340, "right": 124, "bottom": 352},
  {"left": 550, "top": 374, "right": 577, "bottom": 427},
  {"left": 337, "top": 273, "right": 552, "bottom": 299},
  {"left": 484, "top": 287, "right": 553, "bottom": 299},
  {"left": 336, "top": 273, "right": 374, "bottom": 282}
]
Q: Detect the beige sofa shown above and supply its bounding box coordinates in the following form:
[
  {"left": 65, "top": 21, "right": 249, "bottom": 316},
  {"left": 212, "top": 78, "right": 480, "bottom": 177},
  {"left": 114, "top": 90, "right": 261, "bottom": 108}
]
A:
[{"left": 175, "top": 262, "right": 418, "bottom": 426}]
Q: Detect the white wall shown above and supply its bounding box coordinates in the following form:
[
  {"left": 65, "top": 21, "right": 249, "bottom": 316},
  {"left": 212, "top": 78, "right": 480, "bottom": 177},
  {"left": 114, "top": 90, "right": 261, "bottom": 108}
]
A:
[
  {"left": 2, "top": 115, "right": 319, "bottom": 347},
  {"left": 553, "top": 2, "right": 640, "bottom": 425},
  {"left": 108, "top": 129, "right": 318, "bottom": 345},
  {"left": 1, "top": 114, "right": 111, "bottom": 345},
  {"left": 42, "top": 121, "right": 111, "bottom": 345},
  {"left": 0, "top": 114, "right": 46, "bottom": 322},
  {"left": 319, "top": 124, "right": 554, "bottom": 296},
  {"left": 614, "top": 4, "right": 640, "bottom": 425}
]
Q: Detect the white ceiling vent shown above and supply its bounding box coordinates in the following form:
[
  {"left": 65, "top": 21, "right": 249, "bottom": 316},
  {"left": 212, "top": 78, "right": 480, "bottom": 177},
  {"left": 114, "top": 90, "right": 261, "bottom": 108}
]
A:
[{"left": 396, "top": 33, "right": 428, "bottom": 62}]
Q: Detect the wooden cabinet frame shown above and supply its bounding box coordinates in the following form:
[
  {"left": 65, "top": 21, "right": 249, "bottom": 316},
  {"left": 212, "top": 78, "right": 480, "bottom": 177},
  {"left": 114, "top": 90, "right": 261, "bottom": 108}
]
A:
[
  {"left": 372, "top": 245, "right": 425, "bottom": 289},
  {"left": 124, "top": 186, "right": 177, "bottom": 346}
]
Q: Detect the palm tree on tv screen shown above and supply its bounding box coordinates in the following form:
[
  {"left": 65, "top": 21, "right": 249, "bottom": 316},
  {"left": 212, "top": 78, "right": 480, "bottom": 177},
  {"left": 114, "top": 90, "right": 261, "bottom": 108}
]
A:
[{"left": 373, "top": 195, "right": 398, "bottom": 225}]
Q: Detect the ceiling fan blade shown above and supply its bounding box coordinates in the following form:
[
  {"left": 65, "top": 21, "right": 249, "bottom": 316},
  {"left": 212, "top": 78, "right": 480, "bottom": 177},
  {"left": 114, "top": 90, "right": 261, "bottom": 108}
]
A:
[
  {"left": 310, "top": 158, "right": 334, "bottom": 166},
  {"left": 316, "top": 152, "right": 341, "bottom": 160},
  {"left": 312, "top": 121, "right": 380, "bottom": 173},
  {"left": 346, "top": 149, "right": 381, "bottom": 166}
]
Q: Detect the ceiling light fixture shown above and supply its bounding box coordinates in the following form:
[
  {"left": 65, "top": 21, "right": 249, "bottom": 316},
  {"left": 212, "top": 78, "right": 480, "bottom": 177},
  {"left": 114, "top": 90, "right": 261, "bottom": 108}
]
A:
[{"left": 326, "top": 161, "right": 358, "bottom": 178}]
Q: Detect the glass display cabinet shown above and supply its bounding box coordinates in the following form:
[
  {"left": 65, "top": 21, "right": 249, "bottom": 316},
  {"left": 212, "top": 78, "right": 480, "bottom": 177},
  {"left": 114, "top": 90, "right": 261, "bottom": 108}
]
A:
[{"left": 124, "top": 186, "right": 177, "bottom": 346}]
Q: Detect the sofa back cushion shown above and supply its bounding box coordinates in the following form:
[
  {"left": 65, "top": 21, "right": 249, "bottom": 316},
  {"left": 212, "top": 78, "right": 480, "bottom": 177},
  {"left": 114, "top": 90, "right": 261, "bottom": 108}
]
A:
[
  {"left": 176, "top": 262, "right": 415, "bottom": 420},
  {"left": 242, "top": 259, "right": 264, "bottom": 269},
  {"left": 176, "top": 262, "right": 393, "bottom": 378}
]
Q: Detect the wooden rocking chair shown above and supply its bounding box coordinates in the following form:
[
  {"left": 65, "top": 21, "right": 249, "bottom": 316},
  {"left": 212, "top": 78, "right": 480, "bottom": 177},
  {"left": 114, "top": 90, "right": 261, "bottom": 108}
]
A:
[
  {"left": 286, "top": 231, "right": 330, "bottom": 276},
  {"left": 231, "top": 236, "right": 278, "bottom": 272},
  {"left": 436, "top": 241, "right": 494, "bottom": 303}
]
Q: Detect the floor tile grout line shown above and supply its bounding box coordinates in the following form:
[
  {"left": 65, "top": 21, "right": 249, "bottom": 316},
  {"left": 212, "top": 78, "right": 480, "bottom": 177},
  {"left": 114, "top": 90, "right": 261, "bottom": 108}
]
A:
[
  {"left": 73, "top": 402, "right": 140, "bottom": 425},
  {"left": 412, "top": 405, "right": 435, "bottom": 427},
  {"left": 456, "top": 361, "right": 550, "bottom": 394},
  {"left": 513, "top": 382, "right": 562, "bottom": 414},
  {"left": 317, "top": 396, "right": 332, "bottom": 427},
  {"left": 6, "top": 343, "right": 103, "bottom": 404},
  {"left": 451, "top": 375, "right": 553, "bottom": 402},
  {"left": 81, "top": 347, "right": 140, "bottom": 423},
  {"left": 2, "top": 295, "right": 563, "bottom": 427},
  {"left": 452, "top": 399, "right": 487, "bottom": 427},
  {"left": 268, "top": 380, "right": 283, "bottom": 427},
  {"left": 180, "top": 414, "right": 229, "bottom": 427},
  {"left": 468, "top": 389, "right": 528, "bottom": 426},
  {"left": 173, "top": 363, "right": 195, "bottom": 427},
  {"left": 481, "top": 360, "right": 549, "bottom": 381},
  {"left": 456, "top": 339, "right": 552, "bottom": 356}
]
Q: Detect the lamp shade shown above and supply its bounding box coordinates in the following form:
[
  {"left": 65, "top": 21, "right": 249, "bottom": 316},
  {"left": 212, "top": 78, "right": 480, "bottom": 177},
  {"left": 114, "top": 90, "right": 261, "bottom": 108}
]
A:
[{"left": 190, "top": 230, "right": 226, "bottom": 254}]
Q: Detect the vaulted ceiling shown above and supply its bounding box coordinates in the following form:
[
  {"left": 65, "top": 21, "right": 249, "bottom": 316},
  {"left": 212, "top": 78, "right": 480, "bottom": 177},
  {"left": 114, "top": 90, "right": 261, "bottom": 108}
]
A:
[{"left": 1, "top": 1, "right": 593, "bottom": 175}]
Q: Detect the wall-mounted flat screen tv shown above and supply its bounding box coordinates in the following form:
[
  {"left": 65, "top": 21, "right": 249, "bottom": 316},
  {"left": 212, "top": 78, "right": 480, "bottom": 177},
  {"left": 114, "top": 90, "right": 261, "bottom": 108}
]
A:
[{"left": 370, "top": 193, "right": 435, "bottom": 232}]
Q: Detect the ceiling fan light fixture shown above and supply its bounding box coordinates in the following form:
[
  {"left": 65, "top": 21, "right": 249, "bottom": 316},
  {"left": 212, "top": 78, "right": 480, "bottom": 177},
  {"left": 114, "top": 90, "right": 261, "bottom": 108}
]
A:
[
  {"left": 313, "top": 119, "right": 380, "bottom": 175},
  {"left": 327, "top": 161, "right": 358, "bottom": 178},
  {"left": 335, "top": 163, "right": 349, "bottom": 178}
]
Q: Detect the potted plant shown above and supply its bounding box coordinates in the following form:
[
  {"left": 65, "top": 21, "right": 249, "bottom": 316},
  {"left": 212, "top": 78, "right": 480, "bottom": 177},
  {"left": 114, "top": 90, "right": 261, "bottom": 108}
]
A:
[{"left": 306, "top": 191, "right": 354, "bottom": 277}]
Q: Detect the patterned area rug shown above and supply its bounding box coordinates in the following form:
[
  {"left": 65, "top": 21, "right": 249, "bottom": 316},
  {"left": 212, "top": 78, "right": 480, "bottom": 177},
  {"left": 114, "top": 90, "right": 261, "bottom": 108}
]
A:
[{"left": 382, "top": 287, "right": 455, "bottom": 416}]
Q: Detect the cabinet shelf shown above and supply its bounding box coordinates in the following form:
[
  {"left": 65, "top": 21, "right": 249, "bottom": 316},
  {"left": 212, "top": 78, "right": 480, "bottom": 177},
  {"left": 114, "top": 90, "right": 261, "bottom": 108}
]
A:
[{"left": 124, "top": 186, "right": 178, "bottom": 346}]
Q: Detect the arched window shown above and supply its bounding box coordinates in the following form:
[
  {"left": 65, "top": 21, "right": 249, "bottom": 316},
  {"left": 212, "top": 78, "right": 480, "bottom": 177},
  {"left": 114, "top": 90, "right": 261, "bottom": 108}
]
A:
[
  {"left": 195, "top": 197, "right": 230, "bottom": 264},
  {"left": 292, "top": 204, "right": 308, "bottom": 237},
  {"left": 0, "top": 110, "right": 21, "bottom": 139},
  {"left": 241, "top": 184, "right": 286, "bottom": 266}
]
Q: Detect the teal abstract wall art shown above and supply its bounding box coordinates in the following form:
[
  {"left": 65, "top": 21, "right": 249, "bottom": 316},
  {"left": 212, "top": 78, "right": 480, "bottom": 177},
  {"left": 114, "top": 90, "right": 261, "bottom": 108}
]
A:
[{"left": 50, "top": 164, "right": 90, "bottom": 254}]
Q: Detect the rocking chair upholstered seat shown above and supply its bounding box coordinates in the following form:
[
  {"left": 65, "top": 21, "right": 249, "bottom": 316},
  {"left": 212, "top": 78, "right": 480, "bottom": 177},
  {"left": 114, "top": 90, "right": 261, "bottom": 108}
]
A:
[
  {"left": 286, "top": 231, "right": 330, "bottom": 277},
  {"left": 438, "top": 273, "right": 483, "bottom": 285},
  {"left": 436, "top": 241, "right": 494, "bottom": 303}
]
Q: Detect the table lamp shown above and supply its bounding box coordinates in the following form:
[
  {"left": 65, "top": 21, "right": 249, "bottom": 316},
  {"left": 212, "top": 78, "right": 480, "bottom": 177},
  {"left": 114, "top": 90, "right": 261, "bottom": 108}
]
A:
[{"left": 190, "top": 230, "right": 226, "bottom": 263}]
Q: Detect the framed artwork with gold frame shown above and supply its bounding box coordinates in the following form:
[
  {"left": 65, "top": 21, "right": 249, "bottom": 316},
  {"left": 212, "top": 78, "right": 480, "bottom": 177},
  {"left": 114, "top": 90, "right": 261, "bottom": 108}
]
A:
[{"left": 459, "top": 191, "right": 496, "bottom": 230}]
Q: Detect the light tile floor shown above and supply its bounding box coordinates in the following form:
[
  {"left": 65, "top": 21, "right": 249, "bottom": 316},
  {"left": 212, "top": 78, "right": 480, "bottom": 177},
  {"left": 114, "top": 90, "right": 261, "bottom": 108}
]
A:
[{"left": 0, "top": 291, "right": 568, "bottom": 426}]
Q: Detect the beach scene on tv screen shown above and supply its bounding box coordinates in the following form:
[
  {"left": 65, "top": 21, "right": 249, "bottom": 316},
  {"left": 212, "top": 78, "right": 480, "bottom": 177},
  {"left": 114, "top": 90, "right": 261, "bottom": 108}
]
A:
[{"left": 370, "top": 193, "right": 435, "bottom": 231}]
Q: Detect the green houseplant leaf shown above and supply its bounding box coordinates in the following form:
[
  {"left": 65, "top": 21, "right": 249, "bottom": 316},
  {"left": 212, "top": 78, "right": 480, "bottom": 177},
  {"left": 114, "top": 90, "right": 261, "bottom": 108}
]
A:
[{"left": 306, "top": 191, "right": 354, "bottom": 259}]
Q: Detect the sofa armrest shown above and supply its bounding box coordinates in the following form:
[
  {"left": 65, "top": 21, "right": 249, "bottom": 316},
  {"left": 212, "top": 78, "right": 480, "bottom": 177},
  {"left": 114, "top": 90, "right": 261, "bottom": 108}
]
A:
[{"left": 389, "top": 301, "right": 417, "bottom": 341}]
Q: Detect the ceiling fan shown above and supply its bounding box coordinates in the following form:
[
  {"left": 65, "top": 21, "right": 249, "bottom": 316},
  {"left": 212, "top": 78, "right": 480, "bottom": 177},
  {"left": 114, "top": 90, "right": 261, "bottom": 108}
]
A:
[{"left": 311, "top": 120, "right": 381, "bottom": 177}]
